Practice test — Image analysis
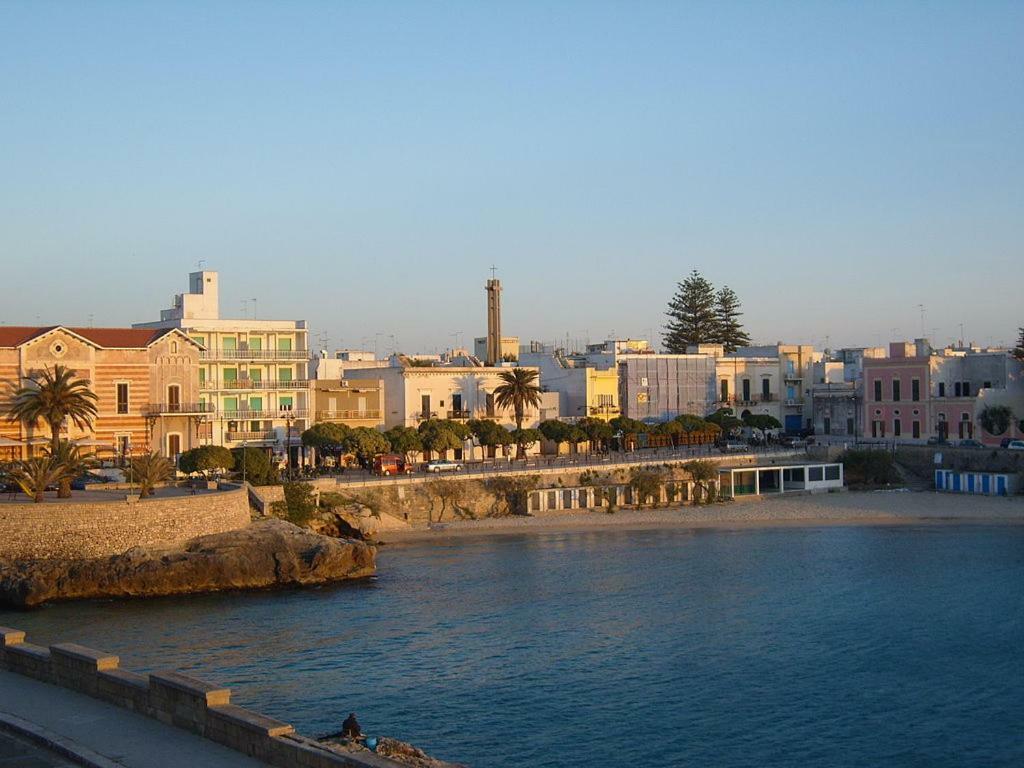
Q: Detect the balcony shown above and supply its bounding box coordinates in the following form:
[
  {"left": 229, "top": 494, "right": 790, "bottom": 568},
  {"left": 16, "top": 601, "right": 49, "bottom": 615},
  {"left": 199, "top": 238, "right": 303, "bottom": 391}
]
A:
[
  {"left": 730, "top": 395, "right": 773, "bottom": 406},
  {"left": 225, "top": 430, "right": 278, "bottom": 442},
  {"left": 201, "top": 349, "right": 309, "bottom": 361},
  {"left": 316, "top": 409, "right": 382, "bottom": 421},
  {"left": 447, "top": 409, "right": 472, "bottom": 420},
  {"left": 201, "top": 379, "right": 311, "bottom": 391},
  {"left": 223, "top": 409, "right": 309, "bottom": 420},
  {"left": 414, "top": 411, "right": 440, "bottom": 421},
  {"left": 784, "top": 398, "right": 804, "bottom": 406},
  {"left": 142, "top": 402, "right": 215, "bottom": 417}
]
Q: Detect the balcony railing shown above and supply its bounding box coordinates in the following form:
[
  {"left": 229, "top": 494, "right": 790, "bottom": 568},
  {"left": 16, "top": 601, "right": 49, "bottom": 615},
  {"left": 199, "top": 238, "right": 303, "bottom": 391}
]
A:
[
  {"left": 414, "top": 411, "right": 440, "bottom": 421},
  {"left": 316, "top": 410, "right": 382, "bottom": 421},
  {"left": 142, "top": 402, "right": 215, "bottom": 416},
  {"left": 201, "top": 379, "right": 311, "bottom": 390},
  {"left": 730, "top": 395, "right": 774, "bottom": 406},
  {"left": 447, "top": 409, "right": 472, "bottom": 420},
  {"left": 225, "top": 430, "right": 278, "bottom": 442},
  {"left": 201, "top": 349, "right": 309, "bottom": 360},
  {"left": 222, "top": 409, "right": 309, "bottom": 420}
]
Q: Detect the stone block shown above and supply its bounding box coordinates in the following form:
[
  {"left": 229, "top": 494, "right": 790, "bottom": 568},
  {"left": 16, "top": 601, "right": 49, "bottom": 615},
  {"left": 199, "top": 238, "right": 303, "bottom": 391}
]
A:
[
  {"left": 149, "top": 670, "right": 231, "bottom": 733},
  {"left": 96, "top": 668, "right": 150, "bottom": 712},
  {"left": 5, "top": 642, "right": 52, "bottom": 682}
]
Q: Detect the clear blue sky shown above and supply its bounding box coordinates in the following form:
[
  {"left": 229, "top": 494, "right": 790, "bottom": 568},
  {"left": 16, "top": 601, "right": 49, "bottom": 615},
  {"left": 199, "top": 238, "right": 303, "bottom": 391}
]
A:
[{"left": 1, "top": 1, "right": 1021, "bottom": 352}]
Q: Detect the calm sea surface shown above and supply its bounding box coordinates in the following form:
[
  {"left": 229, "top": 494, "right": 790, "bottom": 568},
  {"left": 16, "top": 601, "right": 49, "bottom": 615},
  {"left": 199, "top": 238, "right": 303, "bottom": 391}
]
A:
[{"left": 2, "top": 525, "right": 1022, "bottom": 767}]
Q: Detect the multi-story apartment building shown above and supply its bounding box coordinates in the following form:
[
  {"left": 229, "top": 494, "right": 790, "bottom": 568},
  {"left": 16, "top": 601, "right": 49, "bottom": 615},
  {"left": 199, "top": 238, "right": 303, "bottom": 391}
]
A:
[
  {"left": 519, "top": 347, "right": 620, "bottom": 422},
  {"left": 0, "top": 325, "right": 206, "bottom": 461},
  {"left": 617, "top": 354, "right": 717, "bottom": 422},
  {"left": 134, "top": 271, "right": 310, "bottom": 463},
  {"left": 341, "top": 364, "right": 545, "bottom": 431},
  {"left": 309, "top": 355, "right": 386, "bottom": 430},
  {"left": 723, "top": 344, "right": 823, "bottom": 432},
  {"left": 862, "top": 340, "right": 1024, "bottom": 444},
  {"left": 714, "top": 352, "right": 781, "bottom": 424}
]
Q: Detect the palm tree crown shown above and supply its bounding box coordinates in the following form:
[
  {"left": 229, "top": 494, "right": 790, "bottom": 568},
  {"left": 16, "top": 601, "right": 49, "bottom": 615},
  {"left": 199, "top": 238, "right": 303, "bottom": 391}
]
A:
[
  {"left": 7, "top": 365, "right": 98, "bottom": 453},
  {"left": 493, "top": 368, "right": 542, "bottom": 457}
]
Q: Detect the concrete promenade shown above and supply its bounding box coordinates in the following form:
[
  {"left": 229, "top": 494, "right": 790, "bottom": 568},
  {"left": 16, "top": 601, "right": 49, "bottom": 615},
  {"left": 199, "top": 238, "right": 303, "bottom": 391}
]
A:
[{"left": 0, "top": 670, "right": 270, "bottom": 768}]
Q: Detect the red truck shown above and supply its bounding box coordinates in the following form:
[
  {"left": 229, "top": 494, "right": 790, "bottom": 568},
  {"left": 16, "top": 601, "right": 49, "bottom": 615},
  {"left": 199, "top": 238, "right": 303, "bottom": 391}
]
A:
[{"left": 372, "top": 454, "right": 411, "bottom": 476}]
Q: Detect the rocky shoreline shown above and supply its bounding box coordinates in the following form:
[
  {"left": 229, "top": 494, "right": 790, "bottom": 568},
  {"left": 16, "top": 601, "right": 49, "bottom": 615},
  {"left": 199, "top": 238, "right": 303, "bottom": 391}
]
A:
[{"left": 0, "top": 518, "right": 376, "bottom": 608}]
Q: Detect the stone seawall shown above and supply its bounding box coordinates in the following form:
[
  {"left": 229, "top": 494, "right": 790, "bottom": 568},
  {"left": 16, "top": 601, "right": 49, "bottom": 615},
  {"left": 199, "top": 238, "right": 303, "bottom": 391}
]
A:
[
  {"left": 0, "top": 627, "right": 403, "bottom": 768},
  {"left": 0, "top": 488, "right": 251, "bottom": 561}
]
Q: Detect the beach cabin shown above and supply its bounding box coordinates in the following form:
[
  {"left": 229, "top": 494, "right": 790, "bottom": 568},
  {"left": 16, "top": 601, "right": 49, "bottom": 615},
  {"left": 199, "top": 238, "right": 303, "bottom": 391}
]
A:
[
  {"left": 934, "top": 470, "right": 1018, "bottom": 497},
  {"left": 718, "top": 462, "right": 844, "bottom": 499}
]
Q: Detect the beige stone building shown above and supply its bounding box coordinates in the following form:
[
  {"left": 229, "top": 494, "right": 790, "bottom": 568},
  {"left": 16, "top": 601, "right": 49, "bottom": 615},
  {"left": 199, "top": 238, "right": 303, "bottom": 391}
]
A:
[{"left": 0, "top": 326, "right": 206, "bottom": 461}]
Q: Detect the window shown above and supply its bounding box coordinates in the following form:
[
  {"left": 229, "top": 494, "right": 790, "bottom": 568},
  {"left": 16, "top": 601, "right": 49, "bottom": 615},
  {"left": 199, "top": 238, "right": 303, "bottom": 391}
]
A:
[
  {"left": 894, "top": 419, "right": 902, "bottom": 436},
  {"left": 486, "top": 393, "right": 495, "bottom": 417},
  {"left": 823, "top": 417, "right": 831, "bottom": 434},
  {"left": 761, "top": 378, "right": 771, "bottom": 399},
  {"left": 421, "top": 394, "right": 431, "bottom": 418},
  {"left": 720, "top": 379, "right": 729, "bottom": 402},
  {"left": 167, "top": 385, "right": 180, "bottom": 407},
  {"left": 962, "top": 382, "right": 971, "bottom": 397},
  {"left": 809, "top": 467, "right": 824, "bottom": 481},
  {"left": 116, "top": 383, "right": 129, "bottom": 414},
  {"left": 983, "top": 381, "right": 991, "bottom": 389},
  {"left": 938, "top": 382, "right": 945, "bottom": 397},
  {"left": 892, "top": 379, "right": 901, "bottom": 402},
  {"left": 912, "top": 421, "right": 920, "bottom": 439},
  {"left": 279, "top": 368, "right": 293, "bottom": 382},
  {"left": 911, "top": 378, "right": 920, "bottom": 401},
  {"left": 824, "top": 465, "right": 840, "bottom": 481},
  {"left": 198, "top": 368, "right": 206, "bottom": 385},
  {"left": 742, "top": 379, "right": 751, "bottom": 401},
  {"left": 954, "top": 382, "right": 961, "bottom": 397},
  {"left": 171, "top": 341, "right": 178, "bottom": 353},
  {"left": 873, "top": 380, "right": 882, "bottom": 401}
]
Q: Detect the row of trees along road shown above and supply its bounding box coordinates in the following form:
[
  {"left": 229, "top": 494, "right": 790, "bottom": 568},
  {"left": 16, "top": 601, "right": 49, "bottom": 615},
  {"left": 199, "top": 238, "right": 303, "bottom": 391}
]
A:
[
  {"left": 664, "top": 270, "right": 751, "bottom": 353},
  {"left": 2, "top": 364, "right": 173, "bottom": 502}
]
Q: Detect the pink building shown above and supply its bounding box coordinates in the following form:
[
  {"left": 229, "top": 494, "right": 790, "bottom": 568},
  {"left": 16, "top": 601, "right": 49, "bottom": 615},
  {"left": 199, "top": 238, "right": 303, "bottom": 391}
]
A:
[{"left": 863, "top": 343, "right": 931, "bottom": 440}]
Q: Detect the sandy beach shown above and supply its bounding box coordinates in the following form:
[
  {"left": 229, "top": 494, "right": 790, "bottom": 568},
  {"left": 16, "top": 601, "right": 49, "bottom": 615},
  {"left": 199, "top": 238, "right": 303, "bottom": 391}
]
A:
[{"left": 383, "top": 490, "right": 1024, "bottom": 542}]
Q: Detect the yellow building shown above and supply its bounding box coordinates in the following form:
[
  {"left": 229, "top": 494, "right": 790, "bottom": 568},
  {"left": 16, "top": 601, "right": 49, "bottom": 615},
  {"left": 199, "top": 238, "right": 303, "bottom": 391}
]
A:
[{"left": 312, "top": 377, "right": 385, "bottom": 429}]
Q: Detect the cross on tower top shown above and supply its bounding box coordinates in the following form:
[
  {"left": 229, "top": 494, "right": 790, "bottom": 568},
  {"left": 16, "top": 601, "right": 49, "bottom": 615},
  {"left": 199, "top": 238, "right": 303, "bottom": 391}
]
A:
[{"left": 489, "top": 265, "right": 497, "bottom": 279}]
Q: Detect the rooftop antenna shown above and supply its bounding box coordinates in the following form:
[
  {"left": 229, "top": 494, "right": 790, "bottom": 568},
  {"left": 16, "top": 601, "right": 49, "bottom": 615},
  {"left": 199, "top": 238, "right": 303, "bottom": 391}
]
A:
[
  {"left": 240, "top": 301, "right": 248, "bottom": 319},
  {"left": 197, "top": 259, "right": 206, "bottom": 270},
  {"left": 88, "top": 313, "right": 94, "bottom": 328},
  {"left": 489, "top": 265, "right": 497, "bottom": 279},
  {"left": 251, "top": 298, "right": 257, "bottom": 320},
  {"left": 917, "top": 304, "right": 926, "bottom": 337}
]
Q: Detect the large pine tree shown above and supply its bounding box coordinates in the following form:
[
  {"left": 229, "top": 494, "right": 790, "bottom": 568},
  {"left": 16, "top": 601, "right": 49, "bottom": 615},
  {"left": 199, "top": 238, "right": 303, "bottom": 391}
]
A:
[
  {"left": 714, "top": 285, "right": 751, "bottom": 353},
  {"left": 664, "top": 270, "right": 718, "bottom": 352}
]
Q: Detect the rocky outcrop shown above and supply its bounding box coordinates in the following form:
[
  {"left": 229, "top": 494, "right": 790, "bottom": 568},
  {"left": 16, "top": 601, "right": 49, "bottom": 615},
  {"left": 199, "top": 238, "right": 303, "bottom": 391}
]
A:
[
  {"left": 0, "top": 519, "right": 376, "bottom": 608},
  {"left": 319, "top": 735, "right": 466, "bottom": 768}
]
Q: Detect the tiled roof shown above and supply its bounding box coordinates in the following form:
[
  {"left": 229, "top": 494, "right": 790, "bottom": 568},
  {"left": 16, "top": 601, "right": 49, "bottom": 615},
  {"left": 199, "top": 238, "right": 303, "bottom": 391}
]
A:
[{"left": 0, "top": 326, "right": 174, "bottom": 349}]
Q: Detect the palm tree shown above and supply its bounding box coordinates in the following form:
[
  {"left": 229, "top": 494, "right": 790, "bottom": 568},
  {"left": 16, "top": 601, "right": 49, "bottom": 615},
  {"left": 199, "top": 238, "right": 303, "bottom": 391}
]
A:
[
  {"left": 46, "top": 440, "right": 97, "bottom": 499},
  {"left": 683, "top": 459, "right": 718, "bottom": 504},
  {"left": 7, "top": 365, "right": 98, "bottom": 455},
  {"left": 493, "top": 368, "right": 542, "bottom": 459},
  {"left": 9, "top": 457, "right": 64, "bottom": 503},
  {"left": 131, "top": 452, "right": 174, "bottom": 498}
]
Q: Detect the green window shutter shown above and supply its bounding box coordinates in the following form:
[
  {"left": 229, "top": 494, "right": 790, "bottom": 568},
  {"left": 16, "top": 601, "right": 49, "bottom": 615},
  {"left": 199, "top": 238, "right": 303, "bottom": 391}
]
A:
[
  {"left": 249, "top": 369, "right": 262, "bottom": 382},
  {"left": 223, "top": 368, "right": 238, "bottom": 382},
  {"left": 198, "top": 368, "right": 206, "bottom": 384},
  {"left": 191, "top": 336, "right": 205, "bottom": 347},
  {"left": 279, "top": 396, "right": 294, "bottom": 409},
  {"left": 249, "top": 397, "right": 263, "bottom": 411},
  {"left": 224, "top": 397, "right": 238, "bottom": 413},
  {"left": 248, "top": 337, "right": 262, "bottom": 351},
  {"left": 279, "top": 368, "right": 293, "bottom": 382},
  {"left": 222, "top": 338, "right": 237, "bottom": 351},
  {"left": 278, "top": 338, "right": 293, "bottom": 351}
]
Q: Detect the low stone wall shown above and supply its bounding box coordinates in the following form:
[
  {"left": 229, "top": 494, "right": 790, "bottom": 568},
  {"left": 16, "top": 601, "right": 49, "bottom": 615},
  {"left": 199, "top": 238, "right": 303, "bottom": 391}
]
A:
[
  {"left": 0, "top": 488, "right": 250, "bottom": 561},
  {"left": 0, "top": 627, "right": 400, "bottom": 768}
]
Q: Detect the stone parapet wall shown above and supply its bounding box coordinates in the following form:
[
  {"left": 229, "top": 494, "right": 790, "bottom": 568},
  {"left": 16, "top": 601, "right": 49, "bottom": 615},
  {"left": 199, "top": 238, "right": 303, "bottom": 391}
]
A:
[
  {"left": 0, "top": 627, "right": 400, "bottom": 768},
  {"left": 0, "top": 488, "right": 250, "bottom": 561}
]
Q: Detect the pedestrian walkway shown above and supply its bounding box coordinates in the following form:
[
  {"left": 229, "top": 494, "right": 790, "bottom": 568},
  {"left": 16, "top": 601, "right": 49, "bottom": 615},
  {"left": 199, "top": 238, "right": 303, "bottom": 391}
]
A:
[
  {"left": 0, "top": 670, "right": 270, "bottom": 768},
  {"left": 0, "top": 728, "right": 77, "bottom": 768}
]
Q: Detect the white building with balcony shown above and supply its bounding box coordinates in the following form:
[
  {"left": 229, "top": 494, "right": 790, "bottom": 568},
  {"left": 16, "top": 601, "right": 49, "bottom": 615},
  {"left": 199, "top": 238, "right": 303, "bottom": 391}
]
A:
[{"left": 134, "top": 271, "right": 310, "bottom": 461}]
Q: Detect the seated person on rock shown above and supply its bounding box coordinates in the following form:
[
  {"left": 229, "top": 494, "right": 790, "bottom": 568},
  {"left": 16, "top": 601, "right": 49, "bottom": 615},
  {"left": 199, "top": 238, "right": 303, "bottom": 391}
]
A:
[{"left": 342, "top": 712, "right": 362, "bottom": 740}]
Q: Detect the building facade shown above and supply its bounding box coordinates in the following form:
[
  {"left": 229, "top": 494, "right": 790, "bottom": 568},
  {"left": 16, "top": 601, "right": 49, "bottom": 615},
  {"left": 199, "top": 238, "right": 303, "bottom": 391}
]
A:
[
  {"left": 134, "top": 271, "right": 310, "bottom": 462},
  {"left": 617, "top": 354, "right": 717, "bottom": 422},
  {"left": 0, "top": 326, "right": 206, "bottom": 461}
]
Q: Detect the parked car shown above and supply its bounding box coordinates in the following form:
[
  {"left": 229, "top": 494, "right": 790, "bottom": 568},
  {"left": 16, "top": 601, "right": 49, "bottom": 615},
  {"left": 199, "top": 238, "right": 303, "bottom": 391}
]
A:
[
  {"left": 955, "top": 439, "right": 984, "bottom": 449},
  {"left": 1006, "top": 440, "right": 1024, "bottom": 451},
  {"left": 425, "top": 459, "right": 464, "bottom": 473},
  {"left": 717, "top": 440, "right": 748, "bottom": 454},
  {"left": 1000, "top": 438, "right": 1016, "bottom": 448},
  {"left": 926, "top": 437, "right": 949, "bottom": 446},
  {"left": 71, "top": 472, "right": 114, "bottom": 490},
  {"left": 372, "top": 453, "right": 411, "bottom": 476}
]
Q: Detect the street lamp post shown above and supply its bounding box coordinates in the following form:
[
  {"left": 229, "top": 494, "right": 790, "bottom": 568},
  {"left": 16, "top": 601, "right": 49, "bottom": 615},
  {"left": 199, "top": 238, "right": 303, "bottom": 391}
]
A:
[{"left": 282, "top": 404, "right": 294, "bottom": 481}]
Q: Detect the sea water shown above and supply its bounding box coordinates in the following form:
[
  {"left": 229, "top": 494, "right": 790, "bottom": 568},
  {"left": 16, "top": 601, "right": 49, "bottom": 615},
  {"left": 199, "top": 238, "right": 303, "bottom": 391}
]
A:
[{"left": 2, "top": 524, "right": 1022, "bottom": 767}]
